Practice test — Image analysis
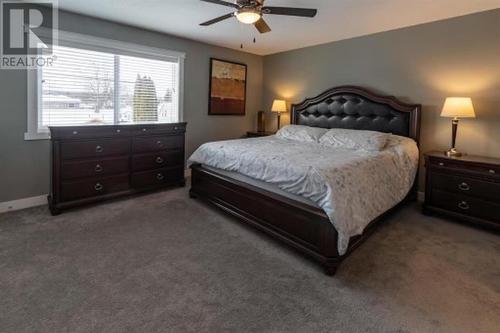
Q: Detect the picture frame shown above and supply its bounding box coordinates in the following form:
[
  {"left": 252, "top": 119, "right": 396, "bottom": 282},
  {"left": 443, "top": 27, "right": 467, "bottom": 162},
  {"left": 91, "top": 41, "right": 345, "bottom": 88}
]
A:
[{"left": 208, "top": 58, "right": 247, "bottom": 116}]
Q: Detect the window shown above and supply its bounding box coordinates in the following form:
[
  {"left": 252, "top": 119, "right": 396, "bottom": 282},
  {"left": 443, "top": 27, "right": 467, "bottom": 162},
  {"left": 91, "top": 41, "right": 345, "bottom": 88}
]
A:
[{"left": 26, "top": 31, "right": 185, "bottom": 140}]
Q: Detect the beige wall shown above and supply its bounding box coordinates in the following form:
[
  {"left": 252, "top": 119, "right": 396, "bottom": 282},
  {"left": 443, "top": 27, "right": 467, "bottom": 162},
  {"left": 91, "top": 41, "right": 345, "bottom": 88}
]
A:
[{"left": 263, "top": 9, "right": 500, "bottom": 189}]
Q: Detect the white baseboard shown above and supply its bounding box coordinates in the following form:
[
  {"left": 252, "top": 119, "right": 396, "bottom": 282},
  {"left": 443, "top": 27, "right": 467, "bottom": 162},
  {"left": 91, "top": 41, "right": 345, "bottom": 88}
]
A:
[
  {"left": 418, "top": 191, "right": 425, "bottom": 202},
  {"left": 0, "top": 195, "right": 48, "bottom": 214},
  {"left": 1, "top": 170, "right": 192, "bottom": 215}
]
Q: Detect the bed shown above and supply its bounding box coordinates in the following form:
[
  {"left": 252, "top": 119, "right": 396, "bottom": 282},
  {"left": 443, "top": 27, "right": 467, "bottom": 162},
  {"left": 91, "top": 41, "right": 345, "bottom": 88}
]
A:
[{"left": 189, "top": 86, "right": 421, "bottom": 275}]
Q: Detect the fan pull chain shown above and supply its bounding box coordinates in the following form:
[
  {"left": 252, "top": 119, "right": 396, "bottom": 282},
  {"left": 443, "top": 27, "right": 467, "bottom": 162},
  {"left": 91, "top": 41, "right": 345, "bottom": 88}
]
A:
[
  {"left": 239, "top": 19, "right": 244, "bottom": 49},
  {"left": 242, "top": 37, "right": 256, "bottom": 49}
]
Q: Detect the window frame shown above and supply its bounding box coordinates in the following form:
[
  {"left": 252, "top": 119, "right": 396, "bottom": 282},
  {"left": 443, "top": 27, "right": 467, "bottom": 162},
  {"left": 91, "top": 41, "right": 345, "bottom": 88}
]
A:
[{"left": 25, "top": 29, "right": 186, "bottom": 140}]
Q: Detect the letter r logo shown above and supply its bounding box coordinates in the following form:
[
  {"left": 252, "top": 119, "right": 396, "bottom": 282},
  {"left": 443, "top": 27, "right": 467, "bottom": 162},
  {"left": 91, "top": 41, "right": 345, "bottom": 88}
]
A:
[{"left": 1, "top": 1, "right": 55, "bottom": 55}]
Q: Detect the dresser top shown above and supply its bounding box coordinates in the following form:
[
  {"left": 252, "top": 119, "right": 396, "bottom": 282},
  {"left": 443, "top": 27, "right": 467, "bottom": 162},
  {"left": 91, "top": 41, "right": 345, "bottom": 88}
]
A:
[
  {"left": 425, "top": 151, "right": 500, "bottom": 166},
  {"left": 49, "top": 122, "right": 187, "bottom": 140}
]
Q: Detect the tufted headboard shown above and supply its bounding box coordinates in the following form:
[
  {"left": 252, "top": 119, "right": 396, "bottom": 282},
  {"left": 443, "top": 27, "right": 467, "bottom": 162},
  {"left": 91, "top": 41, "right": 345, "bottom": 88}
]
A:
[{"left": 291, "top": 86, "right": 421, "bottom": 144}]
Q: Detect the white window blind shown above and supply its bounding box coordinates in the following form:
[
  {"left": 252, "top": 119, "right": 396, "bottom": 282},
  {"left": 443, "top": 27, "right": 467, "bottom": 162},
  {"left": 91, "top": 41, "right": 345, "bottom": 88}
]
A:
[{"left": 39, "top": 44, "right": 180, "bottom": 131}]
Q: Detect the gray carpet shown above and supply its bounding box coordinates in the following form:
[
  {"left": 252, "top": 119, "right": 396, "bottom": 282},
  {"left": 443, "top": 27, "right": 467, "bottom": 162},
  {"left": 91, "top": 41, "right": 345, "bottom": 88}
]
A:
[{"left": 1, "top": 186, "right": 499, "bottom": 333}]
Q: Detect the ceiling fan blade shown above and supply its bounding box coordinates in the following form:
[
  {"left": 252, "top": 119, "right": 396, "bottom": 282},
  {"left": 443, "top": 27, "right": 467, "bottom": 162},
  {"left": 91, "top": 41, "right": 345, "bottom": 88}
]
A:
[
  {"left": 262, "top": 6, "right": 317, "bottom": 17},
  {"left": 200, "top": 0, "right": 239, "bottom": 9},
  {"left": 200, "top": 13, "right": 234, "bottom": 26},
  {"left": 254, "top": 18, "right": 271, "bottom": 34}
]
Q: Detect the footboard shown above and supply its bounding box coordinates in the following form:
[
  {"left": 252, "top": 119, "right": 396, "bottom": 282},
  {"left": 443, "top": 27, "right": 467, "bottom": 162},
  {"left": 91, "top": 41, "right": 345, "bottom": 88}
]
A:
[{"left": 190, "top": 164, "right": 341, "bottom": 274}]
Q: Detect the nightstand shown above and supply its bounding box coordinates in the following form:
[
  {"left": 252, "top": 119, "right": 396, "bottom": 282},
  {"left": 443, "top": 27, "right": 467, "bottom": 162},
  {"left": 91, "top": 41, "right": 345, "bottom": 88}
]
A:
[
  {"left": 246, "top": 131, "right": 276, "bottom": 138},
  {"left": 423, "top": 151, "right": 500, "bottom": 230}
]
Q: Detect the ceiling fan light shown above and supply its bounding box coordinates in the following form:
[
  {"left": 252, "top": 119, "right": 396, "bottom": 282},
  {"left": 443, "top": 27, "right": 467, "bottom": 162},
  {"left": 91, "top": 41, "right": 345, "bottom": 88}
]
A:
[{"left": 236, "top": 9, "right": 261, "bottom": 24}]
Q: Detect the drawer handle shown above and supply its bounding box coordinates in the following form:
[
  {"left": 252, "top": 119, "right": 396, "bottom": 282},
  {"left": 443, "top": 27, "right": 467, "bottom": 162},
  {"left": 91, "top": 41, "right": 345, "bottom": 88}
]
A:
[
  {"left": 95, "top": 164, "right": 103, "bottom": 173},
  {"left": 142, "top": 128, "right": 147, "bottom": 132},
  {"left": 458, "top": 201, "right": 469, "bottom": 210},
  {"left": 156, "top": 157, "right": 164, "bottom": 164},
  {"left": 156, "top": 140, "right": 163, "bottom": 146},
  {"left": 458, "top": 182, "right": 470, "bottom": 191},
  {"left": 94, "top": 183, "right": 104, "bottom": 191},
  {"left": 489, "top": 169, "right": 496, "bottom": 174},
  {"left": 116, "top": 129, "right": 121, "bottom": 133},
  {"left": 95, "top": 145, "right": 104, "bottom": 153},
  {"left": 72, "top": 130, "right": 78, "bottom": 135},
  {"left": 157, "top": 173, "right": 164, "bottom": 181},
  {"left": 438, "top": 162, "right": 445, "bottom": 166}
]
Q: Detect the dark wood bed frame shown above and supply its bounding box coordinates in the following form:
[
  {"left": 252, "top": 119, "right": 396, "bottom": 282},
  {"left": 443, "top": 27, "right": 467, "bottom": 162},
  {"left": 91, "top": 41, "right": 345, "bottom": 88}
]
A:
[{"left": 190, "top": 86, "right": 421, "bottom": 275}]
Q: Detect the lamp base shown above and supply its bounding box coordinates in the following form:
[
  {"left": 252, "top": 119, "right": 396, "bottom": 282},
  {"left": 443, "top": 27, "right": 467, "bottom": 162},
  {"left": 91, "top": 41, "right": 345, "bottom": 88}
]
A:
[{"left": 445, "top": 148, "right": 462, "bottom": 157}]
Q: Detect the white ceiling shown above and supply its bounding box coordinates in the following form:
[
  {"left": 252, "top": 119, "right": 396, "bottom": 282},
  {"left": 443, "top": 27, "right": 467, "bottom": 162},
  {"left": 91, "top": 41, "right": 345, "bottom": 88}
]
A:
[{"left": 57, "top": 0, "right": 500, "bottom": 55}]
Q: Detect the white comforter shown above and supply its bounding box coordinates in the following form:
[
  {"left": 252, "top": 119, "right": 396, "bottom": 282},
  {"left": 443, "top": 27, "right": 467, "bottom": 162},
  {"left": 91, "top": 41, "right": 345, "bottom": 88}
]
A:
[{"left": 188, "top": 135, "right": 419, "bottom": 255}]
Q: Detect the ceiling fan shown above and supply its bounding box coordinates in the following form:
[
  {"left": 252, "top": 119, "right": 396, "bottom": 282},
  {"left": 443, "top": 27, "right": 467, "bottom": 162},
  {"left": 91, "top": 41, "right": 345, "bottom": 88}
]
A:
[{"left": 199, "top": 0, "right": 317, "bottom": 34}]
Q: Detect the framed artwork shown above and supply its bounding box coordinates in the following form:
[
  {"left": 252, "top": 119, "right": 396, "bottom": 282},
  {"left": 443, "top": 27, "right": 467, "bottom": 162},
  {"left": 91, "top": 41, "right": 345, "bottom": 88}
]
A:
[{"left": 208, "top": 58, "right": 247, "bottom": 115}]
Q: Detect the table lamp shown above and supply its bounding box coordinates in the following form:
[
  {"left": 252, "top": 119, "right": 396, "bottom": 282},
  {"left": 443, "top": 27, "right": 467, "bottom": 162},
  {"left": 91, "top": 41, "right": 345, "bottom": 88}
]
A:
[
  {"left": 440, "top": 97, "right": 476, "bottom": 157},
  {"left": 271, "top": 99, "right": 287, "bottom": 130}
]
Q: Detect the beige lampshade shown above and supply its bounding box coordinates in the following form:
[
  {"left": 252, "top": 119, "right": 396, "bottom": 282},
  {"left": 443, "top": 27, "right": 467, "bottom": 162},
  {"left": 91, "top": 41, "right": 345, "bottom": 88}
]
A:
[
  {"left": 271, "top": 99, "right": 287, "bottom": 113},
  {"left": 441, "top": 97, "right": 476, "bottom": 118}
]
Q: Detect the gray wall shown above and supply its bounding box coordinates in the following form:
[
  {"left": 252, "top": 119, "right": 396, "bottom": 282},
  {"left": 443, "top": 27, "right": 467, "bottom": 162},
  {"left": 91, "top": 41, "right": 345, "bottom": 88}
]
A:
[
  {"left": 0, "top": 10, "right": 263, "bottom": 202},
  {"left": 263, "top": 9, "right": 500, "bottom": 189},
  {"left": 2, "top": 8, "right": 500, "bottom": 202}
]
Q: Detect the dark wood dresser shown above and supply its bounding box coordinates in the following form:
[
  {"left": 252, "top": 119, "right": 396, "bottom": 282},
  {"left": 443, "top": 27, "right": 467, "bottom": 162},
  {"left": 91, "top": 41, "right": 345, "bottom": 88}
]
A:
[
  {"left": 49, "top": 123, "right": 186, "bottom": 215},
  {"left": 424, "top": 151, "right": 500, "bottom": 229}
]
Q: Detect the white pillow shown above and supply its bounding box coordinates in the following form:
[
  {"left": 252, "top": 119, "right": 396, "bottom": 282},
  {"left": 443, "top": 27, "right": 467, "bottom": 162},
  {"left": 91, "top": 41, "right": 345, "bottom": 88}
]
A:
[
  {"left": 276, "top": 125, "right": 328, "bottom": 143},
  {"left": 319, "top": 128, "right": 390, "bottom": 151}
]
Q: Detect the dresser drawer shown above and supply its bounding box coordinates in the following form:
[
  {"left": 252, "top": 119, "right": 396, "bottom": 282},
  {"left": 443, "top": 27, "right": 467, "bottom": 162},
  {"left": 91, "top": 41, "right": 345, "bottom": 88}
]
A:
[
  {"left": 430, "top": 190, "right": 500, "bottom": 223},
  {"left": 431, "top": 172, "right": 500, "bottom": 203},
  {"left": 131, "top": 124, "right": 186, "bottom": 136},
  {"left": 131, "top": 167, "right": 184, "bottom": 188},
  {"left": 429, "top": 158, "right": 500, "bottom": 178},
  {"left": 132, "top": 151, "right": 184, "bottom": 172},
  {"left": 50, "top": 126, "right": 130, "bottom": 140},
  {"left": 60, "top": 174, "right": 130, "bottom": 201},
  {"left": 60, "top": 138, "right": 130, "bottom": 160},
  {"left": 132, "top": 135, "right": 184, "bottom": 153},
  {"left": 61, "top": 156, "right": 129, "bottom": 180}
]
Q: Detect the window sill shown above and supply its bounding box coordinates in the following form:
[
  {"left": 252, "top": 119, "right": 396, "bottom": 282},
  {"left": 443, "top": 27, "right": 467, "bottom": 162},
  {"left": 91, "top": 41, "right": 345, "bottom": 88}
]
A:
[{"left": 24, "top": 132, "right": 50, "bottom": 141}]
